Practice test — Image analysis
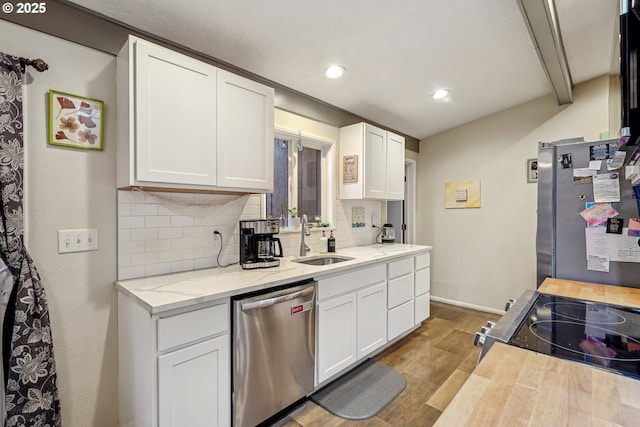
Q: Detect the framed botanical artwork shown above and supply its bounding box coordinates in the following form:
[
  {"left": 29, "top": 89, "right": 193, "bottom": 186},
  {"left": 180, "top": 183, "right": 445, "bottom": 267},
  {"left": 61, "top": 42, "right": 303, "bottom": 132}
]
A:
[
  {"left": 527, "top": 158, "right": 538, "bottom": 183},
  {"left": 49, "top": 90, "right": 104, "bottom": 151}
]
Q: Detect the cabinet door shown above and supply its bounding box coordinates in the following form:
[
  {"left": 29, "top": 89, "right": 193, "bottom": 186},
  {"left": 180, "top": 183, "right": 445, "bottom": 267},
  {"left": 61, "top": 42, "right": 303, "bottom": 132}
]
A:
[
  {"left": 386, "top": 131, "right": 405, "bottom": 200},
  {"left": 415, "top": 267, "right": 431, "bottom": 296},
  {"left": 388, "top": 300, "right": 414, "bottom": 341},
  {"left": 317, "top": 293, "right": 357, "bottom": 384},
  {"left": 357, "top": 282, "right": 387, "bottom": 359},
  {"left": 415, "top": 292, "right": 431, "bottom": 325},
  {"left": 363, "top": 124, "right": 387, "bottom": 199},
  {"left": 217, "top": 70, "right": 274, "bottom": 191},
  {"left": 134, "top": 39, "right": 217, "bottom": 186},
  {"left": 158, "top": 335, "right": 229, "bottom": 427}
]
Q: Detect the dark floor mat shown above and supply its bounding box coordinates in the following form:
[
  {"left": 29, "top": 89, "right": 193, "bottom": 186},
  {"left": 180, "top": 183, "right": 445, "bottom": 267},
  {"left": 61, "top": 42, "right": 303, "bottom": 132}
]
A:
[{"left": 310, "top": 359, "right": 406, "bottom": 420}]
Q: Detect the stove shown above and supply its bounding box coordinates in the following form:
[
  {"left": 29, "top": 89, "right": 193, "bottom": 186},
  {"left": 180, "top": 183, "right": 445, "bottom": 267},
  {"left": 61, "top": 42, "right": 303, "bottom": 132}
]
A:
[{"left": 475, "top": 290, "right": 640, "bottom": 379}]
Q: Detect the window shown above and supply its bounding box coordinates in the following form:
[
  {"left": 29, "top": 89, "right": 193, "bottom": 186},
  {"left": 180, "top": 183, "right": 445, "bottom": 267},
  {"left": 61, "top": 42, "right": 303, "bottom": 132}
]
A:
[{"left": 265, "top": 130, "right": 334, "bottom": 226}]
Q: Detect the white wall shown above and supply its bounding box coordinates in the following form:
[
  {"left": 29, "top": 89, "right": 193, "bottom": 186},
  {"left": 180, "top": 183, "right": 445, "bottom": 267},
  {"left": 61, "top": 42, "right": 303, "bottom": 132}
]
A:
[
  {"left": 1, "top": 20, "right": 118, "bottom": 426},
  {"left": 416, "top": 76, "right": 615, "bottom": 312}
]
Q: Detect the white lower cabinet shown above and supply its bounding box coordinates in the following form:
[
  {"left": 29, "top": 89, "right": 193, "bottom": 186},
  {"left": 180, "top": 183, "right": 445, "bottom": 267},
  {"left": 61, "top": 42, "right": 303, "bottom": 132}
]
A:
[
  {"left": 315, "top": 251, "right": 432, "bottom": 386},
  {"left": 317, "top": 292, "right": 358, "bottom": 383},
  {"left": 357, "top": 283, "right": 388, "bottom": 359},
  {"left": 158, "top": 335, "right": 229, "bottom": 427},
  {"left": 388, "top": 300, "right": 415, "bottom": 340},
  {"left": 414, "top": 253, "right": 431, "bottom": 325},
  {"left": 316, "top": 264, "right": 387, "bottom": 385},
  {"left": 117, "top": 293, "right": 230, "bottom": 427}
]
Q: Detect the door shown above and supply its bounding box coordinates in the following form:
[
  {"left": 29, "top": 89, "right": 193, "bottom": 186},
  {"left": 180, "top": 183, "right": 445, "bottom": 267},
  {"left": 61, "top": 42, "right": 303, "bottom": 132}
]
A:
[
  {"left": 217, "top": 69, "right": 274, "bottom": 191},
  {"left": 317, "top": 292, "right": 357, "bottom": 384},
  {"left": 356, "top": 282, "right": 387, "bottom": 359},
  {"left": 364, "top": 124, "right": 387, "bottom": 199},
  {"left": 387, "top": 159, "right": 416, "bottom": 244},
  {"left": 158, "top": 335, "right": 229, "bottom": 427},
  {"left": 134, "top": 39, "right": 217, "bottom": 185}
]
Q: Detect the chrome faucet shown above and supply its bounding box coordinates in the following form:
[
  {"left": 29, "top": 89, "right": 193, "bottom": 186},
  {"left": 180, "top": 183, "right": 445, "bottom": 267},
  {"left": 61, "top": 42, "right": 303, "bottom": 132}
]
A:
[{"left": 299, "top": 214, "right": 311, "bottom": 256}]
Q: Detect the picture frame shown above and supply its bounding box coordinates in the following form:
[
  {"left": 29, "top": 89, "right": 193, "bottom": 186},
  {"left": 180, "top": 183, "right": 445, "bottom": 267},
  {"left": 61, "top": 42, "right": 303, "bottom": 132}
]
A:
[
  {"left": 445, "top": 180, "right": 481, "bottom": 209},
  {"left": 343, "top": 155, "right": 358, "bottom": 183},
  {"left": 527, "top": 158, "right": 538, "bottom": 183},
  {"left": 49, "top": 90, "right": 104, "bottom": 151}
]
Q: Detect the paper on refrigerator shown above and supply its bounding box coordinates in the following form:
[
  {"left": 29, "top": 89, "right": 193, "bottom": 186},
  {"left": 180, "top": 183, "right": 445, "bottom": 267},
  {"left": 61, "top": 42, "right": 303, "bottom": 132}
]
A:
[
  {"left": 592, "top": 173, "right": 621, "bottom": 202},
  {"left": 585, "top": 227, "right": 640, "bottom": 266},
  {"left": 579, "top": 203, "right": 619, "bottom": 227},
  {"left": 585, "top": 227, "right": 610, "bottom": 272}
]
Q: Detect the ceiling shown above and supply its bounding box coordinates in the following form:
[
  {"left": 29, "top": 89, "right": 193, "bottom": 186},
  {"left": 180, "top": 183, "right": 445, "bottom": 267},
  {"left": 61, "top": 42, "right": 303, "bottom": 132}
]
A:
[{"left": 67, "top": 0, "right": 620, "bottom": 141}]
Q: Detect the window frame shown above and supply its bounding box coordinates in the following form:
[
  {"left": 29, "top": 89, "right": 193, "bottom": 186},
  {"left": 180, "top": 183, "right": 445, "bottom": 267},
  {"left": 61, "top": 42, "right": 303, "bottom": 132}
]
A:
[{"left": 264, "top": 127, "right": 335, "bottom": 229}]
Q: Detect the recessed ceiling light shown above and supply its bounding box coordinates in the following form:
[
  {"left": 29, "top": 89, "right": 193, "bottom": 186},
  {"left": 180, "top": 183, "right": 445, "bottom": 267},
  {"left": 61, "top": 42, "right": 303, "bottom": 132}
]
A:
[
  {"left": 324, "top": 65, "right": 346, "bottom": 79},
  {"left": 432, "top": 89, "right": 450, "bottom": 100}
]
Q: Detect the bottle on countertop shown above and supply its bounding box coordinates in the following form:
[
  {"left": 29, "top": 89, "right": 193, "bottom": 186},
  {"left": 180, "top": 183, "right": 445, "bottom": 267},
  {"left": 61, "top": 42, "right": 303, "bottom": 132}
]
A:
[
  {"left": 320, "top": 230, "right": 328, "bottom": 253},
  {"left": 327, "top": 231, "right": 336, "bottom": 253}
]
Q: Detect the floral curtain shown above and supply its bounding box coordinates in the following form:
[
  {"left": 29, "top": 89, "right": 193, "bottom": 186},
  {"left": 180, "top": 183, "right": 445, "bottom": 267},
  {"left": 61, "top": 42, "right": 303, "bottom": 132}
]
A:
[{"left": 0, "top": 53, "right": 61, "bottom": 426}]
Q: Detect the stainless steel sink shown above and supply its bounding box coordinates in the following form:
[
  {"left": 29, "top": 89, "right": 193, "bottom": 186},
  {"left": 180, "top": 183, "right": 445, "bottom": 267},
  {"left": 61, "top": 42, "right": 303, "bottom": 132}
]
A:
[{"left": 292, "top": 255, "right": 355, "bottom": 266}]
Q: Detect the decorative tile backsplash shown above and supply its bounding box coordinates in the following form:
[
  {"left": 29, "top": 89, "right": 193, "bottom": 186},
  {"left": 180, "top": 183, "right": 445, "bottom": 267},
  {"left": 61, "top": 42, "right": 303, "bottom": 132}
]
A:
[{"left": 117, "top": 190, "right": 382, "bottom": 280}]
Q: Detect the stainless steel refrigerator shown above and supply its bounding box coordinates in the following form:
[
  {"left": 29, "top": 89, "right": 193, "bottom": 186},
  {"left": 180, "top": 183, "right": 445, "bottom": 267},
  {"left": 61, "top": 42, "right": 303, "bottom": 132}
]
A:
[{"left": 537, "top": 138, "right": 640, "bottom": 287}]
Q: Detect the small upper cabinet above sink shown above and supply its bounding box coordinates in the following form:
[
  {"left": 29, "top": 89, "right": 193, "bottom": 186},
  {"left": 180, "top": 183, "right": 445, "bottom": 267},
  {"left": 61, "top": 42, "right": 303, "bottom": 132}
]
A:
[{"left": 339, "top": 123, "right": 405, "bottom": 200}]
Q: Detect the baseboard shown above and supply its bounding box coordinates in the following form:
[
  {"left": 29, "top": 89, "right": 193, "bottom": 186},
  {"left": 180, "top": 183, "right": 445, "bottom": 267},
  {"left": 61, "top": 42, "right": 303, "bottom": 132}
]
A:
[{"left": 430, "top": 295, "right": 505, "bottom": 316}]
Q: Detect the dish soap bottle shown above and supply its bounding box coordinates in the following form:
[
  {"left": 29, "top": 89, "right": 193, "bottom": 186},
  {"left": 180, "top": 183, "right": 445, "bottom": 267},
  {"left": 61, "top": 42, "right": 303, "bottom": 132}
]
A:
[
  {"left": 320, "top": 230, "right": 328, "bottom": 253},
  {"left": 328, "top": 230, "right": 336, "bottom": 253}
]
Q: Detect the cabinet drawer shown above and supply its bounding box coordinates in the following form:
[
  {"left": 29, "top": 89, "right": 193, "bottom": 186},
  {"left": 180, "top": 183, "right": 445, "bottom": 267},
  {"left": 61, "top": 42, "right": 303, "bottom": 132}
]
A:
[
  {"left": 415, "top": 292, "right": 430, "bottom": 325},
  {"left": 415, "top": 252, "right": 430, "bottom": 270},
  {"left": 388, "top": 300, "right": 414, "bottom": 341},
  {"left": 318, "top": 264, "right": 386, "bottom": 300},
  {"left": 388, "top": 273, "right": 414, "bottom": 309},
  {"left": 415, "top": 267, "right": 430, "bottom": 296},
  {"left": 158, "top": 303, "right": 228, "bottom": 352},
  {"left": 388, "top": 257, "right": 413, "bottom": 279}
]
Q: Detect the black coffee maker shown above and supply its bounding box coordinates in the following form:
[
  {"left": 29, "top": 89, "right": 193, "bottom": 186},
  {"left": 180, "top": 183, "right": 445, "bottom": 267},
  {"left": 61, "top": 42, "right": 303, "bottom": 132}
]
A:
[{"left": 239, "top": 219, "right": 283, "bottom": 269}]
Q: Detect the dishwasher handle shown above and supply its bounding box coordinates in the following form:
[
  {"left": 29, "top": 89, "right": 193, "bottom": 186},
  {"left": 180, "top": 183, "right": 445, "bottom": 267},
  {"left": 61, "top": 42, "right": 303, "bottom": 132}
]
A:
[{"left": 241, "top": 286, "right": 314, "bottom": 312}]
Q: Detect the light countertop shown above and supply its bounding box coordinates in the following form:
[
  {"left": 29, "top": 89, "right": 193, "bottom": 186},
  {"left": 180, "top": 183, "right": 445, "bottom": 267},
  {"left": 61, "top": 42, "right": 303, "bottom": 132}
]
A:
[
  {"left": 115, "top": 243, "right": 431, "bottom": 314},
  {"left": 435, "top": 278, "right": 640, "bottom": 426}
]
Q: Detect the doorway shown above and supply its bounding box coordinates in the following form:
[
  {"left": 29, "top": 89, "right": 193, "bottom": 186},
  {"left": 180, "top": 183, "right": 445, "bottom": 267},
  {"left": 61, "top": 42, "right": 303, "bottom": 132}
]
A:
[{"left": 387, "top": 159, "right": 416, "bottom": 244}]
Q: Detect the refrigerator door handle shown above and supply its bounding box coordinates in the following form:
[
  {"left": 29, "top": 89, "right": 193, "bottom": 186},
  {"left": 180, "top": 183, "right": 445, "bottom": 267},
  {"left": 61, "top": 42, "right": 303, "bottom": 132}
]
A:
[{"left": 241, "top": 286, "right": 314, "bottom": 311}]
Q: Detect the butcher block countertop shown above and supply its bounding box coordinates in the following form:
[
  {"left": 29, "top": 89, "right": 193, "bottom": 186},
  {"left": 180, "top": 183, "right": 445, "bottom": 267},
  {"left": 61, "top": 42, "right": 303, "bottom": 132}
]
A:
[
  {"left": 435, "top": 278, "right": 640, "bottom": 426},
  {"left": 434, "top": 343, "right": 640, "bottom": 426},
  {"left": 538, "top": 277, "right": 640, "bottom": 309}
]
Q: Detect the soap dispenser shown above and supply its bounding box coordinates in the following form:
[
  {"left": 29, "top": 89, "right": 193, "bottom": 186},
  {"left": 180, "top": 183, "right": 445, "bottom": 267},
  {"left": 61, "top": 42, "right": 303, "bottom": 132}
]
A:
[
  {"left": 327, "top": 231, "right": 336, "bottom": 253},
  {"left": 320, "top": 230, "right": 328, "bottom": 253}
]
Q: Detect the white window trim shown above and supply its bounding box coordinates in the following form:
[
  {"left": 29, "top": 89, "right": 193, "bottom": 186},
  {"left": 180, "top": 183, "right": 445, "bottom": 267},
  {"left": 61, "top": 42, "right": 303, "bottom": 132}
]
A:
[{"left": 264, "top": 126, "right": 335, "bottom": 230}]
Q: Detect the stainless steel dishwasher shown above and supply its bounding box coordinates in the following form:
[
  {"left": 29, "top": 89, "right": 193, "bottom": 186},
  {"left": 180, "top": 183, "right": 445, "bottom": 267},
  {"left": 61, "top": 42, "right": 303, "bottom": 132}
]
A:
[{"left": 232, "top": 280, "right": 316, "bottom": 427}]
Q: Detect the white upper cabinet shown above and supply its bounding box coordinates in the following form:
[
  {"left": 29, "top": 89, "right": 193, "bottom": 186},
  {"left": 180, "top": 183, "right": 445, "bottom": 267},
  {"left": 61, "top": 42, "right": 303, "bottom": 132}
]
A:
[
  {"left": 386, "top": 131, "right": 406, "bottom": 200},
  {"left": 339, "top": 122, "right": 405, "bottom": 200},
  {"left": 216, "top": 70, "right": 274, "bottom": 191},
  {"left": 117, "top": 36, "right": 274, "bottom": 193}
]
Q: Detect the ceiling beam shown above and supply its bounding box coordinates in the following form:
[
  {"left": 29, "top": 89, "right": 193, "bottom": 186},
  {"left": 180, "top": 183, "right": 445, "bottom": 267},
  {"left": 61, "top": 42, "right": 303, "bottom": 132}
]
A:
[{"left": 517, "top": 0, "right": 573, "bottom": 105}]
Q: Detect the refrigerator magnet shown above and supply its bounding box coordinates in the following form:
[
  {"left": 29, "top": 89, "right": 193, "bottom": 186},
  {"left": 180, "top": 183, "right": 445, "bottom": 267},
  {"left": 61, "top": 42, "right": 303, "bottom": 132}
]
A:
[{"left": 606, "top": 218, "right": 624, "bottom": 234}]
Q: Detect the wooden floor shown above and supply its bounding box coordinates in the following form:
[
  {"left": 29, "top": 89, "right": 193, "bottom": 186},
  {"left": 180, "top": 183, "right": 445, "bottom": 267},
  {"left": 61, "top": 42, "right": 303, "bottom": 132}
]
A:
[{"left": 273, "top": 301, "right": 501, "bottom": 427}]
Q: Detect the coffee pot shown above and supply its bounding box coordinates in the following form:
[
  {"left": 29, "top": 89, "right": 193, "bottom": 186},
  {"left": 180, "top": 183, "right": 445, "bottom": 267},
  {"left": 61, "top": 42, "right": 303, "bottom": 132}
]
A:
[
  {"left": 239, "top": 219, "right": 283, "bottom": 269},
  {"left": 381, "top": 223, "right": 395, "bottom": 244}
]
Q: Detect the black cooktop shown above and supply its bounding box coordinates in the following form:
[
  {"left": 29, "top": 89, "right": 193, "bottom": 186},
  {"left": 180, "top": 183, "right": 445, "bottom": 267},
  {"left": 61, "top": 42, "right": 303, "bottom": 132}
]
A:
[{"left": 509, "top": 293, "right": 640, "bottom": 379}]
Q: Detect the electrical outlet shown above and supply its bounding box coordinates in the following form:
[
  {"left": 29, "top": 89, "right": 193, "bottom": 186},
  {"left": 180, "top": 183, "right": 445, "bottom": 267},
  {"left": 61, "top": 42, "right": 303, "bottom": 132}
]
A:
[
  {"left": 213, "top": 230, "right": 221, "bottom": 240},
  {"left": 58, "top": 229, "right": 99, "bottom": 254},
  {"left": 371, "top": 214, "right": 379, "bottom": 227}
]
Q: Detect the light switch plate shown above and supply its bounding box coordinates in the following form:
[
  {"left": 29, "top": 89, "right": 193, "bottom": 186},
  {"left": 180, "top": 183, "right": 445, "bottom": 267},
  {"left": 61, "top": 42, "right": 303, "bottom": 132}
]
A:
[{"left": 58, "top": 229, "right": 99, "bottom": 254}]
